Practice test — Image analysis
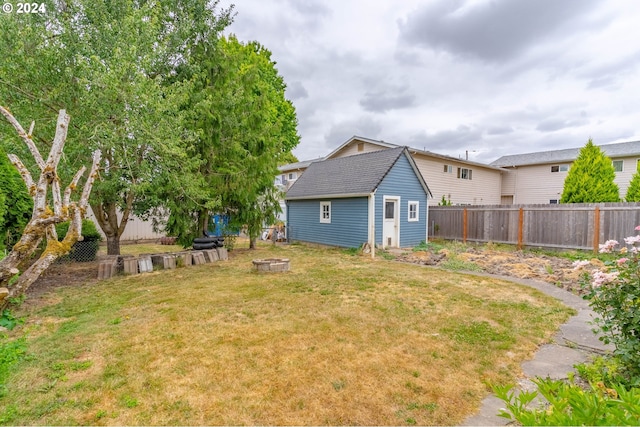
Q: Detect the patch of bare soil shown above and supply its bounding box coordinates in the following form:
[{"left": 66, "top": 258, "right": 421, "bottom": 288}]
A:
[
  {"left": 27, "top": 260, "right": 101, "bottom": 301},
  {"left": 397, "top": 247, "right": 597, "bottom": 295}
]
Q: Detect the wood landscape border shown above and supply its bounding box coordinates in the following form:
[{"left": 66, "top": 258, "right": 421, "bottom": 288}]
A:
[{"left": 429, "top": 202, "right": 640, "bottom": 252}]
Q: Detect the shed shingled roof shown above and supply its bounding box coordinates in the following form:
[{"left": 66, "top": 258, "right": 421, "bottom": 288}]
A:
[
  {"left": 491, "top": 140, "right": 640, "bottom": 167},
  {"left": 285, "top": 146, "right": 429, "bottom": 199}
]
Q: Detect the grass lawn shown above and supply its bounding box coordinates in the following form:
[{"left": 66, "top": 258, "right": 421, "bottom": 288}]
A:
[{"left": 1, "top": 243, "right": 573, "bottom": 425}]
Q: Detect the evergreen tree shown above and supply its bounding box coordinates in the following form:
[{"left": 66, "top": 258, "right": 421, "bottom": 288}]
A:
[
  {"left": 560, "top": 139, "right": 620, "bottom": 203},
  {"left": 626, "top": 162, "right": 640, "bottom": 201},
  {"left": 165, "top": 36, "right": 300, "bottom": 248}
]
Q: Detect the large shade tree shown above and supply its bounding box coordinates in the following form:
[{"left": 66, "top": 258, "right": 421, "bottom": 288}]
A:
[
  {"left": 165, "top": 36, "right": 300, "bottom": 248},
  {"left": 0, "top": 0, "right": 233, "bottom": 255},
  {"left": 560, "top": 139, "right": 620, "bottom": 203}
]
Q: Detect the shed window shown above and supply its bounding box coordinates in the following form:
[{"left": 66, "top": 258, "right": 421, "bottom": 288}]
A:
[
  {"left": 551, "top": 165, "right": 569, "bottom": 173},
  {"left": 443, "top": 164, "right": 453, "bottom": 173},
  {"left": 408, "top": 201, "right": 419, "bottom": 222},
  {"left": 320, "top": 201, "right": 331, "bottom": 223}
]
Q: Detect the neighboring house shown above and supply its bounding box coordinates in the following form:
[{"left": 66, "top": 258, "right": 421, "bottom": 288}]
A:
[
  {"left": 491, "top": 140, "right": 640, "bottom": 204},
  {"left": 285, "top": 146, "right": 432, "bottom": 250},
  {"left": 284, "top": 136, "right": 505, "bottom": 206},
  {"left": 277, "top": 158, "right": 323, "bottom": 190}
]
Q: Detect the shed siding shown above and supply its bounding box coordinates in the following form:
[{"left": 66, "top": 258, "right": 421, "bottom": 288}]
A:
[
  {"left": 375, "top": 154, "right": 428, "bottom": 247},
  {"left": 288, "top": 197, "right": 369, "bottom": 248}
]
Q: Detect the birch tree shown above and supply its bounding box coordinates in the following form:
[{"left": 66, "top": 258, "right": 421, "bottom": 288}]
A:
[{"left": 0, "top": 107, "right": 100, "bottom": 310}]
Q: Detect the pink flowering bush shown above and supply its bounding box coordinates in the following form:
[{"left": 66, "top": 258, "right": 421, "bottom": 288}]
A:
[{"left": 574, "top": 227, "right": 640, "bottom": 385}]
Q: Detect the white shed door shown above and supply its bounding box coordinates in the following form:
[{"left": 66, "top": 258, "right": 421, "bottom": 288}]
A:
[{"left": 383, "top": 198, "right": 399, "bottom": 248}]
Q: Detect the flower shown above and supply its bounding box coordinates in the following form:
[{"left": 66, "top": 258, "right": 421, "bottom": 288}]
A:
[
  {"left": 572, "top": 260, "right": 591, "bottom": 270},
  {"left": 624, "top": 235, "right": 640, "bottom": 245},
  {"left": 599, "top": 240, "right": 619, "bottom": 253},
  {"left": 616, "top": 257, "right": 630, "bottom": 266},
  {"left": 591, "top": 270, "right": 620, "bottom": 287},
  {"left": 620, "top": 247, "right": 628, "bottom": 254},
  {"left": 635, "top": 225, "right": 640, "bottom": 231}
]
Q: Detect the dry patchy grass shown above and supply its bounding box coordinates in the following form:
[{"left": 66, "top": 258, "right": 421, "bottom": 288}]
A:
[{"left": 2, "top": 244, "right": 573, "bottom": 425}]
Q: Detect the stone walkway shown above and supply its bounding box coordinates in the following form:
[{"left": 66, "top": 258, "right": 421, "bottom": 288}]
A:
[{"left": 461, "top": 273, "right": 612, "bottom": 426}]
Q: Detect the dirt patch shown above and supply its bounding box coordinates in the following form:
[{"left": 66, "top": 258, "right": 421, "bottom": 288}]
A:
[
  {"left": 26, "top": 260, "right": 101, "bottom": 301},
  {"left": 397, "top": 247, "right": 591, "bottom": 295}
]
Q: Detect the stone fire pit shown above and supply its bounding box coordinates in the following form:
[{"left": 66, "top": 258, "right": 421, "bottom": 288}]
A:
[{"left": 252, "top": 258, "right": 290, "bottom": 272}]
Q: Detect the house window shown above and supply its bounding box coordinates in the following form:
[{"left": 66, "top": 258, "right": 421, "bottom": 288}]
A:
[
  {"left": 357, "top": 142, "right": 364, "bottom": 152},
  {"left": 612, "top": 160, "right": 623, "bottom": 172},
  {"left": 443, "top": 164, "right": 453, "bottom": 173},
  {"left": 408, "top": 201, "right": 419, "bottom": 222},
  {"left": 457, "top": 167, "right": 472, "bottom": 180},
  {"left": 320, "top": 201, "right": 331, "bottom": 223},
  {"left": 551, "top": 165, "right": 569, "bottom": 173},
  {"left": 288, "top": 172, "right": 297, "bottom": 180},
  {"left": 550, "top": 199, "right": 558, "bottom": 204}
]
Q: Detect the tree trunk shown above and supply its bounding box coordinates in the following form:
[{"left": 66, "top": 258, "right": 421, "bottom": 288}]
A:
[
  {"left": 249, "top": 237, "right": 256, "bottom": 249},
  {"left": 91, "top": 201, "right": 126, "bottom": 256},
  {"left": 197, "top": 208, "right": 208, "bottom": 236},
  {"left": 106, "top": 235, "right": 121, "bottom": 256}
]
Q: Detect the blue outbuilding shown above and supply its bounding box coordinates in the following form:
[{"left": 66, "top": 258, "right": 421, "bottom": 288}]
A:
[{"left": 285, "top": 147, "right": 432, "bottom": 253}]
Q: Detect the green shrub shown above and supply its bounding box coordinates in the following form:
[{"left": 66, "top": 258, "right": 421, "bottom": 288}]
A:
[
  {"left": 576, "top": 228, "right": 640, "bottom": 385},
  {"left": 55, "top": 219, "right": 103, "bottom": 242},
  {"left": 494, "top": 377, "right": 640, "bottom": 425}
]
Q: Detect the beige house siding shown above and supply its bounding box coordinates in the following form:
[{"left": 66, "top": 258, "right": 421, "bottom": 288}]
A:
[
  {"left": 501, "top": 156, "right": 640, "bottom": 204},
  {"left": 505, "top": 164, "right": 568, "bottom": 204},
  {"left": 412, "top": 156, "right": 502, "bottom": 206},
  {"left": 86, "top": 207, "right": 166, "bottom": 241},
  {"left": 330, "top": 141, "right": 389, "bottom": 158},
  {"left": 612, "top": 157, "right": 640, "bottom": 198}
]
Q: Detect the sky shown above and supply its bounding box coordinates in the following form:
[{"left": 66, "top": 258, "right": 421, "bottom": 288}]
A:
[{"left": 217, "top": 0, "right": 640, "bottom": 164}]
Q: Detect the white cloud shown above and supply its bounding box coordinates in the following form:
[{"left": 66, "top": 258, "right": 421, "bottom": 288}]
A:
[{"left": 219, "top": 0, "right": 640, "bottom": 164}]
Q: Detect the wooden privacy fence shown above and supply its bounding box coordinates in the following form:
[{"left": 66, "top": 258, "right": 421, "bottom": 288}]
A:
[{"left": 428, "top": 203, "right": 640, "bottom": 252}]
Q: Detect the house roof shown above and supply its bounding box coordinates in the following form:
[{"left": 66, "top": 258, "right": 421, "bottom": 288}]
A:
[
  {"left": 285, "top": 146, "right": 432, "bottom": 200},
  {"left": 491, "top": 140, "right": 640, "bottom": 167},
  {"left": 328, "top": 135, "right": 505, "bottom": 171},
  {"left": 278, "top": 158, "right": 323, "bottom": 172}
]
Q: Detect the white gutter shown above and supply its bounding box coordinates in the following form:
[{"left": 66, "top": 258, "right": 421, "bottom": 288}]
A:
[
  {"left": 286, "top": 192, "right": 371, "bottom": 201},
  {"left": 368, "top": 191, "right": 376, "bottom": 259}
]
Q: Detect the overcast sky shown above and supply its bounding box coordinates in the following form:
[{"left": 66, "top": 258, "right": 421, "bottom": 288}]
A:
[{"left": 218, "top": 0, "right": 640, "bottom": 164}]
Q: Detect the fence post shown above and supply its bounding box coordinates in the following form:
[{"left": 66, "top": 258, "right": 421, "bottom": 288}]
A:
[
  {"left": 463, "top": 208, "right": 468, "bottom": 243},
  {"left": 593, "top": 206, "right": 600, "bottom": 253},
  {"left": 518, "top": 207, "right": 524, "bottom": 250}
]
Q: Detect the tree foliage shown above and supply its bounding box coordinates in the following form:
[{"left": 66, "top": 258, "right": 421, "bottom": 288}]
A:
[
  {"left": 166, "top": 36, "right": 300, "bottom": 248},
  {"left": 0, "top": 146, "right": 32, "bottom": 252},
  {"left": 0, "top": 0, "right": 233, "bottom": 255},
  {"left": 560, "top": 139, "right": 620, "bottom": 203}
]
